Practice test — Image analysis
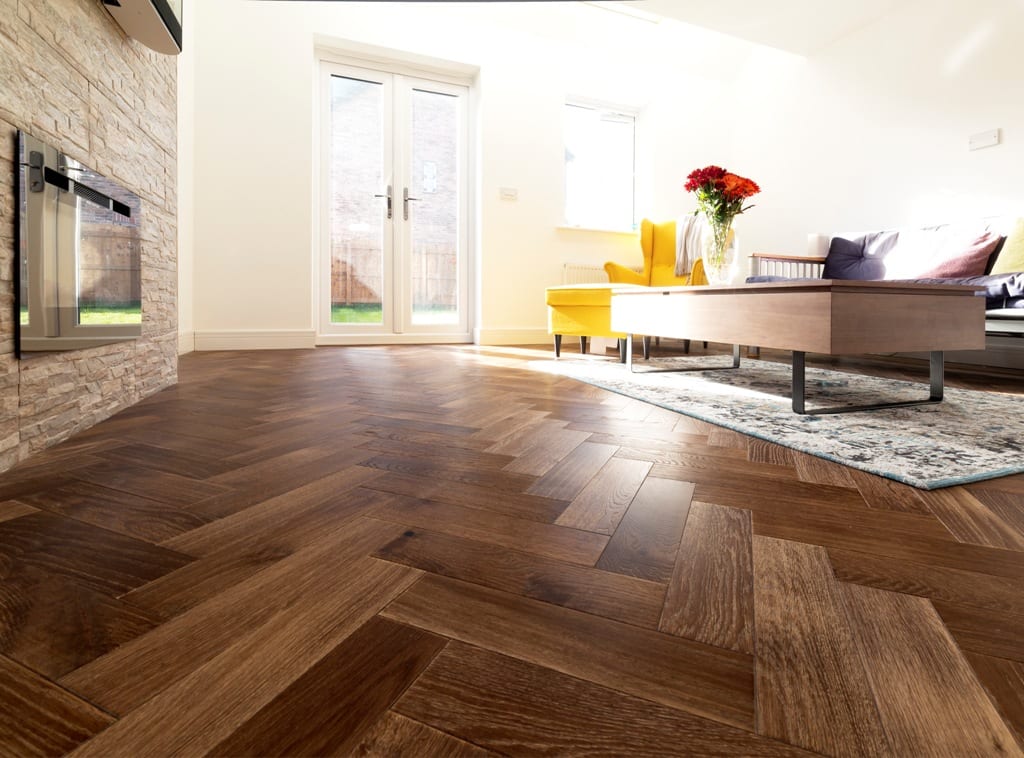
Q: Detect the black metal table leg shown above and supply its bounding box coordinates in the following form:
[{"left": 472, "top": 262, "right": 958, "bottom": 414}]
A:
[{"left": 792, "top": 350, "right": 946, "bottom": 415}]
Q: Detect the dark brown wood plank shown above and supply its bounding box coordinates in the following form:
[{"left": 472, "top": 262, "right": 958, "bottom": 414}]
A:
[
  {"left": 596, "top": 477, "right": 693, "bottom": 581},
  {"left": 210, "top": 617, "right": 446, "bottom": 757},
  {"left": 361, "top": 453, "right": 538, "bottom": 493},
  {"left": 15, "top": 480, "right": 209, "bottom": 542},
  {"left": 828, "top": 547, "right": 1024, "bottom": 616},
  {"left": 932, "top": 602, "right": 1024, "bottom": 662},
  {"left": 362, "top": 471, "right": 568, "bottom": 523},
  {"left": 526, "top": 441, "right": 618, "bottom": 500},
  {"left": 747, "top": 439, "right": 796, "bottom": 467},
  {"left": 374, "top": 528, "right": 665, "bottom": 628},
  {"left": 965, "top": 652, "right": 1024, "bottom": 748},
  {"left": 367, "top": 493, "right": 608, "bottom": 566},
  {"left": 498, "top": 426, "right": 592, "bottom": 476},
  {"left": 792, "top": 451, "right": 857, "bottom": 488},
  {"left": 660, "top": 502, "right": 754, "bottom": 654},
  {"left": 160, "top": 466, "right": 384, "bottom": 557},
  {"left": 752, "top": 536, "right": 891, "bottom": 756},
  {"left": 848, "top": 468, "right": 931, "bottom": 514},
  {"left": 840, "top": 581, "right": 1019, "bottom": 755},
  {"left": 920, "top": 488, "right": 1024, "bottom": 550},
  {"left": 0, "top": 501, "right": 37, "bottom": 523},
  {"left": 69, "top": 460, "right": 232, "bottom": 508},
  {"left": 396, "top": 642, "right": 811, "bottom": 757},
  {"left": 380, "top": 574, "right": 755, "bottom": 730},
  {"left": 352, "top": 712, "right": 494, "bottom": 757},
  {"left": 0, "top": 564, "right": 161, "bottom": 678},
  {"left": 554, "top": 456, "right": 651, "bottom": 534},
  {"left": 0, "top": 511, "right": 192, "bottom": 597},
  {"left": 0, "top": 655, "right": 113, "bottom": 758},
  {"left": 61, "top": 517, "right": 410, "bottom": 715},
  {"left": 94, "top": 441, "right": 240, "bottom": 480}
]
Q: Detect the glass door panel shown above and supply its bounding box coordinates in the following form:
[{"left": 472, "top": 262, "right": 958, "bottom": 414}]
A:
[
  {"left": 408, "top": 88, "right": 460, "bottom": 326},
  {"left": 327, "top": 74, "right": 389, "bottom": 327}
]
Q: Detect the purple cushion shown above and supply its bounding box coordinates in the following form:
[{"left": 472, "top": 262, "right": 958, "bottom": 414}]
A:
[{"left": 822, "top": 232, "right": 898, "bottom": 280}]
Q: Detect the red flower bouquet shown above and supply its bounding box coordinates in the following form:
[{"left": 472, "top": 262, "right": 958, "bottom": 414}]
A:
[{"left": 685, "top": 165, "right": 760, "bottom": 279}]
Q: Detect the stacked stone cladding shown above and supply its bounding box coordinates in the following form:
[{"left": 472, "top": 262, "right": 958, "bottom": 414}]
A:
[{"left": 0, "top": 0, "right": 178, "bottom": 471}]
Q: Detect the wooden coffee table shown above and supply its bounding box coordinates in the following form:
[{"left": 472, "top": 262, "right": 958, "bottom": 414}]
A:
[{"left": 610, "top": 280, "right": 986, "bottom": 414}]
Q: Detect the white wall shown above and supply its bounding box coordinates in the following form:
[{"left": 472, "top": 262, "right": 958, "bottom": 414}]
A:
[
  {"left": 729, "top": 0, "right": 1024, "bottom": 256},
  {"left": 183, "top": 0, "right": 748, "bottom": 348},
  {"left": 177, "top": 0, "right": 195, "bottom": 353}
]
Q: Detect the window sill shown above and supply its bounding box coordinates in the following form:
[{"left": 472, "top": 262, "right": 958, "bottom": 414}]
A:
[{"left": 557, "top": 225, "right": 639, "bottom": 236}]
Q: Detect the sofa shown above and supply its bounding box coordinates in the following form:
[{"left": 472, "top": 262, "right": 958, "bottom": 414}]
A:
[{"left": 749, "top": 218, "right": 1024, "bottom": 370}]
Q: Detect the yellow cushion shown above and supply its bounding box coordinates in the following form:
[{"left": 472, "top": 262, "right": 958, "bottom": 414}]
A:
[
  {"left": 990, "top": 217, "right": 1024, "bottom": 274},
  {"left": 545, "top": 283, "right": 617, "bottom": 307},
  {"left": 548, "top": 305, "right": 626, "bottom": 338}
]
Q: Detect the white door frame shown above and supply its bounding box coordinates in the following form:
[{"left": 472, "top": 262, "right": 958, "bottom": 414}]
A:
[{"left": 316, "top": 57, "right": 474, "bottom": 345}]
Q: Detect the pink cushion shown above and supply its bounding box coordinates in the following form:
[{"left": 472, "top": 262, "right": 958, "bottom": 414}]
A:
[{"left": 918, "top": 231, "right": 1002, "bottom": 277}]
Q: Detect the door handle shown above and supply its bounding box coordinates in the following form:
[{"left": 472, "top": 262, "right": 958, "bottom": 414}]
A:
[
  {"left": 373, "top": 185, "right": 392, "bottom": 219},
  {"left": 403, "top": 187, "right": 421, "bottom": 220}
]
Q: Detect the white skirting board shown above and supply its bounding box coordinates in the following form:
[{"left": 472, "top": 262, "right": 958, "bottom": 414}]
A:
[
  {"left": 474, "top": 327, "right": 550, "bottom": 345},
  {"left": 177, "top": 331, "right": 195, "bottom": 355},
  {"left": 193, "top": 330, "right": 317, "bottom": 351}
]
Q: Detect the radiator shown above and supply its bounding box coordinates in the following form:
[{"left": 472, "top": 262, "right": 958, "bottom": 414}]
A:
[
  {"left": 562, "top": 263, "right": 610, "bottom": 284},
  {"left": 754, "top": 258, "right": 826, "bottom": 279}
]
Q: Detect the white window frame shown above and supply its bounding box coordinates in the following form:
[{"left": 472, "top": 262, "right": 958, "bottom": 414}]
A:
[{"left": 563, "top": 98, "right": 637, "bottom": 233}]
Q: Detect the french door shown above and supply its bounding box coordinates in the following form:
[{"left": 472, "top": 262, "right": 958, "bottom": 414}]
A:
[{"left": 319, "top": 61, "right": 471, "bottom": 342}]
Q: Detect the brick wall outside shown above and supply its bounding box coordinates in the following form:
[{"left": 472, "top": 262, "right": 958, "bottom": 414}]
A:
[
  {"left": 328, "top": 78, "right": 458, "bottom": 311},
  {"left": 0, "top": 0, "right": 177, "bottom": 471}
]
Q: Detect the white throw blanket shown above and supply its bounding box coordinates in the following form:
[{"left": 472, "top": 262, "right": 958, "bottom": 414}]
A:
[
  {"left": 675, "top": 214, "right": 738, "bottom": 277},
  {"left": 674, "top": 214, "right": 706, "bottom": 277}
]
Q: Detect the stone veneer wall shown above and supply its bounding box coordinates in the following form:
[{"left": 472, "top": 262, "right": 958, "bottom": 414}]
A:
[{"left": 0, "top": 0, "right": 177, "bottom": 472}]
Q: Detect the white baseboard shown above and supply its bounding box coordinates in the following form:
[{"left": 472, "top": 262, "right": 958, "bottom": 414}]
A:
[
  {"left": 193, "top": 330, "right": 317, "bottom": 351},
  {"left": 473, "top": 327, "right": 550, "bottom": 345},
  {"left": 177, "top": 331, "right": 195, "bottom": 354},
  {"left": 316, "top": 333, "right": 472, "bottom": 346}
]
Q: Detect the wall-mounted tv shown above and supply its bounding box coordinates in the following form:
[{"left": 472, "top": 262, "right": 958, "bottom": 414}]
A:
[{"left": 103, "top": 0, "right": 182, "bottom": 55}]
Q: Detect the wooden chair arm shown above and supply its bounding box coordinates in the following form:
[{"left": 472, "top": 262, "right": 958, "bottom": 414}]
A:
[{"left": 750, "top": 252, "right": 827, "bottom": 264}]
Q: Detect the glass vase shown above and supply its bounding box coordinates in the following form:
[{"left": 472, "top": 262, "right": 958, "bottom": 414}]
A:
[{"left": 703, "top": 219, "right": 736, "bottom": 285}]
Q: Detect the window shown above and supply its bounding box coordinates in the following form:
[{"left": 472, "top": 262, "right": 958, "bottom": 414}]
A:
[{"left": 563, "top": 101, "right": 636, "bottom": 231}]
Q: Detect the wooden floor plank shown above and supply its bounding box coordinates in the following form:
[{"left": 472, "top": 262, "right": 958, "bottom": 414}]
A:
[
  {"left": 0, "top": 511, "right": 192, "bottom": 597},
  {"left": 15, "top": 480, "right": 209, "bottom": 543},
  {"left": 932, "top": 601, "right": 1024, "bottom": 662},
  {"left": 71, "top": 557, "right": 421, "bottom": 757},
  {"left": 792, "top": 451, "right": 857, "bottom": 488},
  {"left": 920, "top": 488, "right": 1024, "bottom": 550},
  {"left": 596, "top": 477, "right": 693, "bottom": 581},
  {"left": 160, "top": 466, "right": 383, "bottom": 556},
  {"left": 68, "top": 460, "right": 232, "bottom": 508},
  {"left": 840, "top": 582, "right": 1020, "bottom": 756},
  {"left": 660, "top": 502, "right": 754, "bottom": 654},
  {"left": 367, "top": 493, "right": 608, "bottom": 566},
  {"left": 828, "top": 547, "right": 1024, "bottom": 616},
  {"left": 752, "top": 536, "right": 891, "bottom": 757},
  {"left": 396, "top": 641, "right": 810, "bottom": 757},
  {"left": 555, "top": 457, "right": 651, "bottom": 535},
  {"left": 60, "top": 517, "right": 410, "bottom": 715},
  {"left": 381, "top": 574, "right": 755, "bottom": 730},
  {"left": 499, "top": 426, "right": 593, "bottom": 477},
  {"left": 374, "top": 528, "right": 666, "bottom": 628},
  {"left": 0, "top": 564, "right": 162, "bottom": 679},
  {"left": 965, "top": 652, "right": 1024, "bottom": 748},
  {"left": 209, "top": 617, "right": 446, "bottom": 757},
  {"left": 352, "top": 711, "right": 495, "bottom": 757},
  {"left": 361, "top": 453, "right": 538, "bottom": 492},
  {"left": 0, "top": 501, "right": 37, "bottom": 523},
  {"left": 0, "top": 655, "right": 113, "bottom": 758},
  {"left": 746, "top": 439, "right": 796, "bottom": 467},
  {"left": 847, "top": 468, "right": 931, "bottom": 514},
  {"left": 526, "top": 441, "right": 618, "bottom": 500}
]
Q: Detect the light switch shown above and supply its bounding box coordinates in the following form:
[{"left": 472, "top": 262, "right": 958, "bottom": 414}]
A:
[
  {"left": 968, "top": 129, "right": 1000, "bottom": 151},
  {"left": 499, "top": 187, "right": 518, "bottom": 201}
]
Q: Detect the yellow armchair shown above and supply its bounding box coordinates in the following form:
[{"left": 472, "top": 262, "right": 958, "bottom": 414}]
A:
[{"left": 604, "top": 217, "right": 711, "bottom": 287}]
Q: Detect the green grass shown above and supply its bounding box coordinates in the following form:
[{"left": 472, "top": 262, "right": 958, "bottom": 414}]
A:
[
  {"left": 78, "top": 305, "right": 142, "bottom": 325},
  {"left": 331, "top": 303, "right": 383, "bottom": 324}
]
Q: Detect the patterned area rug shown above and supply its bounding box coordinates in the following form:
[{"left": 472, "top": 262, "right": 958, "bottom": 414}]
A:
[{"left": 533, "top": 355, "right": 1024, "bottom": 490}]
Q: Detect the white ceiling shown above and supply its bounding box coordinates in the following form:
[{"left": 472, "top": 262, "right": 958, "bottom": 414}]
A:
[{"left": 622, "top": 0, "right": 906, "bottom": 56}]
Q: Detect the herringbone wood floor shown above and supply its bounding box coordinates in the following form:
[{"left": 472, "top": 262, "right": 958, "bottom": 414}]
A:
[{"left": 1, "top": 343, "right": 1023, "bottom": 757}]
